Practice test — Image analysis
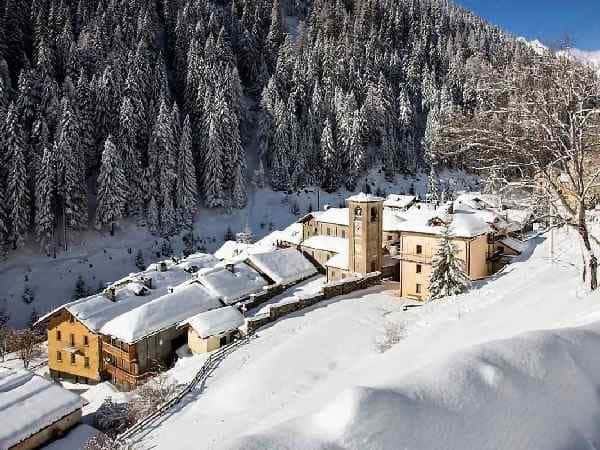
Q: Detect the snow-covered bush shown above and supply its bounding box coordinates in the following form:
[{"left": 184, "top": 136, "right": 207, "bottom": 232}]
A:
[{"left": 375, "top": 322, "right": 406, "bottom": 353}]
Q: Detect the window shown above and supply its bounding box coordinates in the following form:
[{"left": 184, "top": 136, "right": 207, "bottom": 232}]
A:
[
  {"left": 69, "top": 315, "right": 74, "bottom": 323},
  {"left": 416, "top": 245, "right": 423, "bottom": 255},
  {"left": 371, "top": 261, "right": 377, "bottom": 272},
  {"left": 69, "top": 334, "right": 75, "bottom": 346},
  {"left": 388, "top": 235, "right": 393, "bottom": 241},
  {"left": 341, "top": 230, "right": 346, "bottom": 238},
  {"left": 56, "top": 351, "right": 62, "bottom": 362},
  {"left": 416, "top": 264, "right": 422, "bottom": 274},
  {"left": 416, "top": 283, "right": 422, "bottom": 294},
  {"left": 56, "top": 330, "right": 61, "bottom": 341},
  {"left": 84, "top": 357, "right": 90, "bottom": 368},
  {"left": 83, "top": 335, "right": 89, "bottom": 346},
  {"left": 327, "top": 228, "right": 331, "bottom": 236},
  {"left": 370, "top": 208, "right": 378, "bottom": 222},
  {"left": 70, "top": 354, "right": 76, "bottom": 365}
]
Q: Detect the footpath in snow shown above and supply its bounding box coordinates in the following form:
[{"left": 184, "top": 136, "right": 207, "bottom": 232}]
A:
[{"left": 130, "top": 227, "right": 600, "bottom": 450}]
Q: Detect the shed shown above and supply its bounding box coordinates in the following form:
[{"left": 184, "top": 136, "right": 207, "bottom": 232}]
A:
[{"left": 183, "top": 306, "right": 245, "bottom": 354}]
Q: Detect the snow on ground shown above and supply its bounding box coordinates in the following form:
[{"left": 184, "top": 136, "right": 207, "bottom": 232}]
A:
[
  {"left": 0, "top": 169, "right": 477, "bottom": 328},
  {"left": 80, "top": 381, "right": 132, "bottom": 418},
  {"left": 250, "top": 275, "right": 326, "bottom": 317},
  {"left": 43, "top": 424, "right": 101, "bottom": 450},
  {"left": 128, "top": 226, "right": 600, "bottom": 450}
]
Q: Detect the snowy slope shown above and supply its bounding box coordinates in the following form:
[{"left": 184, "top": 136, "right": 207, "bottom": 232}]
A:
[
  {"left": 128, "top": 227, "right": 600, "bottom": 450},
  {"left": 0, "top": 170, "right": 478, "bottom": 327}
]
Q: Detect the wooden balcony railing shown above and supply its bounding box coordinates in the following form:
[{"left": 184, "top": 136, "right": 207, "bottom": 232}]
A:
[
  {"left": 104, "top": 362, "right": 149, "bottom": 386},
  {"left": 102, "top": 340, "right": 136, "bottom": 361}
]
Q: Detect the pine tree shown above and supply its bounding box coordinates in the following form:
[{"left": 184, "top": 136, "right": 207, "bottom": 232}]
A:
[
  {"left": 321, "top": 118, "right": 340, "bottom": 193},
  {"left": 135, "top": 249, "right": 145, "bottom": 270},
  {"left": 56, "top": 96, "right": 88, "bottom": 232},
  {"left": 146, "top": 194, "right": 159, "bottom": 235},
  {"left": 428, "top": 221, "right": 470, "bottom": 300},
  {"left": 160, "top": 191, "right": 177, "bottom": 237},
  {"left": 175, "top": 115, "right": 197, "bottom": 230},
  {"left": 95, "top": 135, "right": 127, "bottom": 235},
  {"left": 0, "top": 181, "right": 9, "bottom": 258},
  {"left": 202, "top": 91, "right": 226, "bottom": 208},
  {"left": 35, "top": 145, "right": 56, "bottom": 255},
  {"left": 118, "top": 97, "right": 144, "bottom": 217},
  {"left": 73, "top": 275, "right": 88, "bottom": 300},
  {"left": 7, "top": 117, "right": 30, "bottom": 249}
]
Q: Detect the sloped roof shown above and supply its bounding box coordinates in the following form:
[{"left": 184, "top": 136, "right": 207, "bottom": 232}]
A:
[
  {"left": 313, "top": 208, "right": 350, "bottom": 226},
  {"left": 248, "top": 248, "right": 317, "bottom": 285},
  {"left": 185, "top": 306, "right": 245, "bottom": 338},
  {"left": 301, "top": 235, "right": 348, "bottom": 254},
  {"left": 100, "top": 282, "right": 222, "bottom": 343},
  {"left": 0, "top": 368, "right": 83, "bottom": 449},
  {"left": 384, "top": 194, "right": 416, "bottom": 209},
  {"left": 197, "top": 263, "right": 268, "bottom": 305},
  {"left": 499, "top": 237, "right": 528, "bottom": 254}
]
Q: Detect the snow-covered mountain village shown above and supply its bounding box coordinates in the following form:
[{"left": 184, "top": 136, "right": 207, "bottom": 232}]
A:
[{"left": 2, "top": 0, "right": 600, "bottom": 449}]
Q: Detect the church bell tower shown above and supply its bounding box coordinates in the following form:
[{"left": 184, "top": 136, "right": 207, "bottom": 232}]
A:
[{"left": 347, "top": 193, "right": 384, "bottom": 275}]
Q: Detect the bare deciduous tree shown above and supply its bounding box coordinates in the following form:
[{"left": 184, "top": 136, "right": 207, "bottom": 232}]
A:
[
  {"left": 435, "top": 54, "right": 600, "bottom": 289},
  {"left": 14, "top": 329, "right": 42, "bottom": 368}
]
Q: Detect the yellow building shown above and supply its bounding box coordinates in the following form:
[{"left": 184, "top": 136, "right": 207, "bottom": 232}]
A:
[
  {"left": 184, "top": 306, "right": 245, "bottom": 354},
  {"left": 297, "top": 193, "right": 526, "bottom": 299}
]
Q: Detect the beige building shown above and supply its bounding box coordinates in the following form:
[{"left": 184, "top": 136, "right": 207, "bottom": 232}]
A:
[
  {"left": 295, "top": 192, "right": 527, "bottom": 299},
  {"left": 184, "top": 306, "right": 245, "bottom": 354}
]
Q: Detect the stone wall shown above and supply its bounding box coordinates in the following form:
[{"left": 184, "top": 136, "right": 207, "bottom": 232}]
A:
[{"left": 245, "top": 272, "right": 382, "bottom": 335}]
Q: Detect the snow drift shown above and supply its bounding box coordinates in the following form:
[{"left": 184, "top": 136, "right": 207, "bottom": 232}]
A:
[{"left": 230, "top": 323, "right": 600, "bottom": 450}]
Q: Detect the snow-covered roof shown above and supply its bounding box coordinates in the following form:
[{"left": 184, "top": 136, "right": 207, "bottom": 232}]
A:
[
  {"left": 455, "top": 192, "right": 501, "bottom": 210},
  {"left": 346, "top": 193, "right": 385, "bottom": 203},
  {"left": 503, "top": 209, "right": 533, "bottom": 226},
  {"left": 313, "top": 208, "right": 350, "bottom": 226},
  {"left": 175, "top": 253, "right": 220, "bottom": 272},
  {"left": 247, "top": 248, "right": 317, "bottom": 285},
  {"left": 384, "top": 194, "right": 416, "bottom": 209},
  {"left": 392, "top": 205, "right": 492, "bottom": 238},
  {"left": 0, "top": 368, "right": 83, "bottom": 449},
  {"left": 100, "top": 282, "right": 222, "bottom": 343},
  {"left": 301, "top": 235, "right": 348, "bottom": 254},
  {"left": 215, "top": 241, "right": 253, "bottom": 261},
  {"left": 383, "top": 208, "right": 407, "bottom": 232},
  {"left": 279, "top": 223, "right": 304, "bottom": 245},
  {"left": 184, "top": 306, "right": 245, "bottom": 338},
  {"left": 499, "top": 237, "right": 528, "bottom": 254},
  {"left": 197, "top": 263, "right": 268, "bottom": 305},
  {"left": 326, "top": 252, "right": 349, "bottom": 270}
]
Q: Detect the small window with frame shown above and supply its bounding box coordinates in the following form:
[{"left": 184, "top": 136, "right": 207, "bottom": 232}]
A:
[
  {"left": 56, "top": 330, "right": 61, "bottom": 341},
  {"left": 83, "top": 335, "right": 89, "bottom": 346},
  {"left": 416, "top": 264, "right": 422, "bottom": 274},
  {"left": 416, "top": 283, "right": 422, "bottom": 294},
  {"left": 416, "top": 245, "right": 423, "bottom": 255},
  {"left": 56, "top": 351, "right": 62, "bottom": 362},
  {"left": 70, "top": 354, "right": 76, "bottom": 365}
]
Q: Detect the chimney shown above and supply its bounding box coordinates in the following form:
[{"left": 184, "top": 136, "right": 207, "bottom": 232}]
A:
[
  {"left": 141, "top": 276, "right": 153, "bottom": 289},
  {"left": 226, "top": 263, "right": 235, "bottom": 273},
  {"left": 159, "top": 261, "right": 168, "bottom": 272}
]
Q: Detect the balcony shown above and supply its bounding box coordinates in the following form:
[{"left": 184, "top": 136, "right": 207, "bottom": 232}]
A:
[
  {"left": 104, "top": 362, "right": 149, "bottom": 386},
  {"left": 102, "top": 338, "right": 136, "bottom": 361}
]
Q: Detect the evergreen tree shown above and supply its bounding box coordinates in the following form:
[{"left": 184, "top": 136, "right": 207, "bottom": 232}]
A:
[
  {"left": 95, "top": 135, "right": 127, "bottom": 235},
  {"left": 135, "top": 249, "right": 145, "bottom": 270},
  {"left": 175, "top": 115, "right": 197, "bottom": 229},
  {"left": 7, "top": 115, "right": 30, "bottom": 249},
  {"left": 429, "top": 221, "right": 470, "bottom": 300},
  {"left": 56, "top": 97, "right": 88, "bottom": 232},
  {"left": 35, "top": 145, "right": 56, "bottom": 255},
  {"left": 146, "top": 194, "right": 159, "bottom": 235},
  {"left": 73, "top": 275, "right": 88, "bottom": 300}
]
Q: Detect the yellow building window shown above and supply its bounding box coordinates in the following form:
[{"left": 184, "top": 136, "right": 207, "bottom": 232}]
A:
[
  {"left": 416, "top": 264, "right": 422, "bottom": 274},
  {"left": 416, "top": 283, "right": 422, "bottom": 294},
  {"left": 70, "top": 354, "right": 76, "bottom": 365},
  {"left": 416, "top": 245, "right": 423, "bottom": 255},
  {"left": 56, "top": 330, "right": 61, "bottom": 341},
  {"left": 83, "top": 335, "right": 89, "bottom": 346},
  {"left": 70, "top": 334, "right": 75, "bottom": 346},
  {"left": 327, "top": 228, "right": 331, "bottom": 236},
  {"left": 56, "top": 351, "right": 62, "bottom": 362},
  {"left": 341, "top": 230, "right": 346, "bottom": 238},
  {"left": 84, "top": 357, "right": 90, "bottom": 368}
]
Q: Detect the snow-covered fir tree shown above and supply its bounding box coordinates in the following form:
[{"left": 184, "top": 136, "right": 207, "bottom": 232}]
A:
[
  {"left": 95, "top": 136, "right": 127, "bottom": 235},
  {"left": 176, "top": 115, "right": 198, "bottom": 230},
  {"left": 0, "top": 0, "right": 543, "bottom": 256},
  {"left": 35, "top": 145, "right": 56, "bottom": 255},
  {"left": 429, "top": 221, "right": 470, "bottom": 300}
]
